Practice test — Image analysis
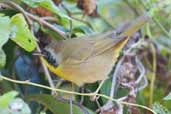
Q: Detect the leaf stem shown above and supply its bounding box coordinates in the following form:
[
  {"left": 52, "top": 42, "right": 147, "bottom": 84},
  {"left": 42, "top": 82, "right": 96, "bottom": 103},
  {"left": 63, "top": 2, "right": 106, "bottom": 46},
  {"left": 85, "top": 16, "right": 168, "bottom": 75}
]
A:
[{"left": 149, "top": 44, "right": 157, "bottom": 107}]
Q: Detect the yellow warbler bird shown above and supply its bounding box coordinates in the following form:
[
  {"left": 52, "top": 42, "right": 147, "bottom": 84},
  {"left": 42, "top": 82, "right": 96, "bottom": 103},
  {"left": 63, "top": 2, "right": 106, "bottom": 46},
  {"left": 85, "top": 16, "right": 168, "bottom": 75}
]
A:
[{"left": 41, "top": 14, "right": 150, "bottom": 86}]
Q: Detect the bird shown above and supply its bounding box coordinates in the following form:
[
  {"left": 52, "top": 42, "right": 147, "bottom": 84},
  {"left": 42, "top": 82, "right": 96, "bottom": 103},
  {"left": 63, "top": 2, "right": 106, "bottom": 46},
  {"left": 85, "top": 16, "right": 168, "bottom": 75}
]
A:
[{"left": 41, "top": 14, "right": 150, "bottom": 86}]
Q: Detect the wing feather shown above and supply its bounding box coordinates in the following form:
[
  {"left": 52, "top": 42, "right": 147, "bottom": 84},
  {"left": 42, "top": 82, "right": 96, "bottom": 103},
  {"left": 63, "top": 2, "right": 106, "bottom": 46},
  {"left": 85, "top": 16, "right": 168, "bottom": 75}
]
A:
[{"left": 61, "top": 35, "right": 127, "bottom": 65}]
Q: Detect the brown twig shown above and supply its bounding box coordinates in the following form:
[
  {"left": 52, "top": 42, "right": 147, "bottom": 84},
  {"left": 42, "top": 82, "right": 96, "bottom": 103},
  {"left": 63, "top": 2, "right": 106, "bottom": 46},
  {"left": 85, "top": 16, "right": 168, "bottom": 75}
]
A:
[
  {"left": 40, "top": 16, "right": 59, "bottom": 23},
  {"left": 0, "top": 2, "right": 10, "bottom": 9}
]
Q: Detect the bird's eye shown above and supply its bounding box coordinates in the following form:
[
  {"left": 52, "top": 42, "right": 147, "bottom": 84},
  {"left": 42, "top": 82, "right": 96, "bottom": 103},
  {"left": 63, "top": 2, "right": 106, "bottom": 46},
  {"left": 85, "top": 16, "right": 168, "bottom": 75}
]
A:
[{"left": 42, "top": 49, "right": 49, "bottom": 59}]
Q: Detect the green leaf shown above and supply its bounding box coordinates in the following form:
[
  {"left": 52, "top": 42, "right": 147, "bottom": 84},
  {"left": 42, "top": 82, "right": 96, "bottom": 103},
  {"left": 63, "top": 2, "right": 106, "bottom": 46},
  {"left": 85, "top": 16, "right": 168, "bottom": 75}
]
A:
[
  {"left": 9, "top": 98, "right": 31, "bottom": 114},
  {"left": 100, "top": 78, "right": 112, "bottom": 103},
  {"left": 153, "top": 36, "right": 171, "bottom": 56},
  {"left": 27, "top": 94, "right": 95, "bottom": 114},
  {"left": 152, "top": 102, "right": 170, "bottom": 114},
  {"left": 97, "top": 0, "right": 135, "bottom": 30},
  {"left": 0, "top": 91, "right": 18, "bottom": 108},
  {"left": 164, "top": 92, "right": 171, "bottom": 100},
  {"left": 0, "top": 15, "right": 11, "bottom": 48},
  {"left": 73, "top": 26, "right": 93, "bottom": 36},
  {"left": 10, "top": 13, "right": 36, "bottom": 52},
  {"left": 0, "top": 13, "right": 4, "bottom": 16},
  {"left": 0, "top": 91, "right": 31, "bottom": 114},
  {"left": 0, "top": 49, "right": 6, "bottom": 68},
  {"left": 21, "top": 0, "right": 70, "bottom": 20},
  {"left": 41, "top": 25, "right": 66, "bottom": 40}
]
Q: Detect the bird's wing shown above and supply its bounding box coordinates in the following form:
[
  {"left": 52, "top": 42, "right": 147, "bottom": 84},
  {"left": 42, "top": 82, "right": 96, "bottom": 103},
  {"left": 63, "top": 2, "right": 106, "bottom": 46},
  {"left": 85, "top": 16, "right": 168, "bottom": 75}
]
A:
[
  {"left": 60, "top": 38, "right": 95, "bottom": 65},
  {"left": 61, "top": 34, "right": 127, "bottom": 65},
  {"left": 58, "top": 47, "right": 117, "bottom": 86},
  {"left": 48, "top": 14, "right": 150, "bottom": 66}
]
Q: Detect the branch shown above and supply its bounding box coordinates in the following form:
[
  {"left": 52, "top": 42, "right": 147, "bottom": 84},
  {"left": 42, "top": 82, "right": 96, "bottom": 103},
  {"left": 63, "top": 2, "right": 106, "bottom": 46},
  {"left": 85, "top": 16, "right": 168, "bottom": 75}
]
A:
[{"left": 0, "top": 75, "right": 157, "bottom": 114}]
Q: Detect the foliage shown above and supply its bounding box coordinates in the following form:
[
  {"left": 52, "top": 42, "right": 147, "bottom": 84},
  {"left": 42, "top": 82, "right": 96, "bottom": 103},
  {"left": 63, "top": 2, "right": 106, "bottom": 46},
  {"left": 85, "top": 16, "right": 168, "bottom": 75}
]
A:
[
  {"left": 0, "top": 91, "right": 31, "bottom": 114},
  {"left": 164, "top": 92, "right": 171, "bottom": 100},
  {"left": 0, "top": 0, "right": 171, "bottom": 114},
  {"left": 152, "top": 102, "right": 170, "bottom": 114},
  {"left": 27, "top": 94, "right": 95, "bottom": 114}
]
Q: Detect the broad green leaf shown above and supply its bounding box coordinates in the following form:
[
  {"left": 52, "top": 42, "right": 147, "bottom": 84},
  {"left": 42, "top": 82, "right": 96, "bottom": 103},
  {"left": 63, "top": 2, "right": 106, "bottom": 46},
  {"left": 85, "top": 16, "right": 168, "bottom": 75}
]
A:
[
  {"left": 164, "top": 92, "right": 171, "bottom": 100},
  {"left": 0, "top": 91, "right": 18, "bottom": 108},
  {"left": 41, "top": 25, "right": 66, "bottom": 40},
  {"left": 8, "top": 98, "right": 31, "bottom": 114},
  {"left": 0, "top": 13, "right": 4, "bottom": 16},
  {"left": 10, "top": 13, "right": 36, "bottom": 52},
  {"left": 0, "top": 91, "right": 31, "bottom": 114},
  {"left": 27, "top": 94, "right": 95, "bottom": 114},
  {"left": 147, "top": 1, "right": 171, "bottom": 18},
  {"left": 0, "top": 49, "right": 6, "bottom": 68},
  {"left": 154, "top": 36, "right": 171, "bottom": 56},
  {"left": 0, "top": 16, "right": 10, "bottom": 48},
  {"left": 21, "top": 0, "right": 70, "bottom": 20},
  {"left": 152, "top": 102, "right": 170, "bottom": 114},
  {"left": 97, "top": 0, "right": 135, "bottom": 29},
  {"left": 100, "top": 78, "right": 112, "bottom": 103},
  {"left": 72, "top": 26, "right": 94, "bottom": 36}
]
